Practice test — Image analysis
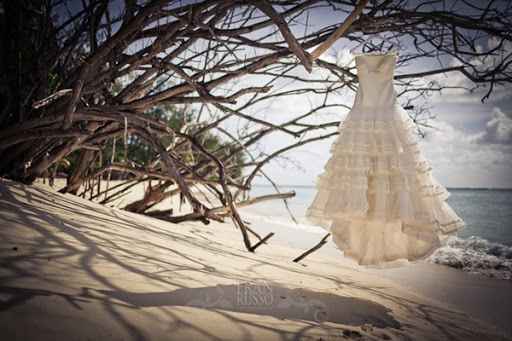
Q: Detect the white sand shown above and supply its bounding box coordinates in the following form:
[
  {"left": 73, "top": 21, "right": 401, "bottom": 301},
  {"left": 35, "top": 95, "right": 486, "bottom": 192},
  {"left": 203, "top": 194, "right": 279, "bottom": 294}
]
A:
[{"left": 0, "top": 179, "right": 510, "bottom": 340}]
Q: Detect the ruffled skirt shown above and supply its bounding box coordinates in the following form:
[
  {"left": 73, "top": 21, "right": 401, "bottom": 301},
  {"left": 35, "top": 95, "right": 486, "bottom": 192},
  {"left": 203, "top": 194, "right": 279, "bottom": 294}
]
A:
[{"left": 306, "top": 104, "right": 464, "bottom": 265}]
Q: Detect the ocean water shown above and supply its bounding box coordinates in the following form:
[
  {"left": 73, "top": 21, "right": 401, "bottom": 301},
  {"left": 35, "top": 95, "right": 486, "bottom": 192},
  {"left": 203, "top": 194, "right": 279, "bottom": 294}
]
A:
[{"left": 245, "top": 185, "right": 512, "bottom": 280}]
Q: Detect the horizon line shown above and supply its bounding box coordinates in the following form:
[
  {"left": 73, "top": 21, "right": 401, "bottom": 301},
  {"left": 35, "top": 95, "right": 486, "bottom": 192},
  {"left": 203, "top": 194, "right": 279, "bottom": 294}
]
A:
[{"left": 252, "top": 184, "right": 512, "bottom": 190}]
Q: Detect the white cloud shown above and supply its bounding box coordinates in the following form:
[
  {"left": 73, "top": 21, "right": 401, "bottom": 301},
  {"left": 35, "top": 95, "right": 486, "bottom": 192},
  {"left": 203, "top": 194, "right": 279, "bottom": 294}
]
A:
[
  {"left": 232, "top": 42, "right": 512, "bottom": 189},
  {"left": 422, "top": 37, "right": 512, "bottom": 104},
  {"left": 472, "top": 108, "right": 512, "bottom": 145},
  {"left": 420, "top": 108, "right": 512, "bottom": 188},
  {"left": 258, "top": 106, "right": 512, "bottom": 189}
]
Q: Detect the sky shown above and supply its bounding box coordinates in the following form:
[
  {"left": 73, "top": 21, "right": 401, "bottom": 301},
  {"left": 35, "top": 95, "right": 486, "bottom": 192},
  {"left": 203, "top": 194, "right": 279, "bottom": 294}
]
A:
[
  {"left": 253, "top": 57, "right": 512, "bottom": 189},
  {"left": 53, "top": 0, "right": 512, "bottom": 189},
  {"left": 256, "top": 78, "right": 512, "bottom": 189},
  {"left": 247, "top": 3, "right": 512, "bottom": 189}
]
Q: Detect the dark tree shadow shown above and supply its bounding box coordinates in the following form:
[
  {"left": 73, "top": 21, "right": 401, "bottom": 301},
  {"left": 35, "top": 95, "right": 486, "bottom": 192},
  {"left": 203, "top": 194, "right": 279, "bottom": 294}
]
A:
[{"left": 0, "top": 285, "right": 89, "bottom": 311}]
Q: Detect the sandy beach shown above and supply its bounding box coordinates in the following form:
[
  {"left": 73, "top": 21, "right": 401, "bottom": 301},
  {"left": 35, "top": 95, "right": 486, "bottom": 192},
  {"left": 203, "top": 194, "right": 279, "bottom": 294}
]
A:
[{"left": 0, "top": 178, "right": 511, "bottom": 341}]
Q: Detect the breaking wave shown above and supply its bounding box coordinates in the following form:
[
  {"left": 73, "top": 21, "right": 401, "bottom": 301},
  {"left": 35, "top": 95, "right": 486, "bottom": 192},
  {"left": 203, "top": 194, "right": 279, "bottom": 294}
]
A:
[
  {"left": 243, "top": 212, "right": 326, "bottom": 234},
  {"left": 428, "top": 236, "right": 512, "bottom": 280}
]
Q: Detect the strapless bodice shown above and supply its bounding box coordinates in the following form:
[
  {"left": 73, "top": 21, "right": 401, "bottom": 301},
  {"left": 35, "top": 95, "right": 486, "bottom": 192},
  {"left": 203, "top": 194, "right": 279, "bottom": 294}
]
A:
[{"left": 353, "top": 54, "right": 397, "bottom": 109}]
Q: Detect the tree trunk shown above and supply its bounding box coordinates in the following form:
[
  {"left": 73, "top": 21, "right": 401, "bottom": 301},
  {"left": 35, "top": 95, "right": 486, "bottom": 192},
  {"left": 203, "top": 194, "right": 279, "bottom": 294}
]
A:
[{"left": 61, "top": 149, "right": 96, "bottom": 194}]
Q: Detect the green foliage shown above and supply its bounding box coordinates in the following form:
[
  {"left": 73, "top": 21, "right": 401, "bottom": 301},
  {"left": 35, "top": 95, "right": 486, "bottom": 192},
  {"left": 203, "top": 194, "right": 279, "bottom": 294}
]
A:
[{"left": 65, "top": 105, "right": 246, "bottom": 180}]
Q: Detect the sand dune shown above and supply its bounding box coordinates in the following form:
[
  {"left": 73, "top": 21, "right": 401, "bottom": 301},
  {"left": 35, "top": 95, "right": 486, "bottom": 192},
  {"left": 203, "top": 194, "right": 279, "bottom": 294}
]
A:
[{"left": 0, "top": 179, "right": 510, "bottom": 340}]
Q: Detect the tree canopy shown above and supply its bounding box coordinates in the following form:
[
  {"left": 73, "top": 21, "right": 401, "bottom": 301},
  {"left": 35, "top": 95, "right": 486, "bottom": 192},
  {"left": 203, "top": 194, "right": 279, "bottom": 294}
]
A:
[{"left": 0, "top": 0, "right": 510, "bottom": 251}]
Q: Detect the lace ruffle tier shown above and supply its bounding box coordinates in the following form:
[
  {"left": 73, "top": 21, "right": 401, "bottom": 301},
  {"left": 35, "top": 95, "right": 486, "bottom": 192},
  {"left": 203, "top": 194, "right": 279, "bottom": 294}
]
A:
[{"left": 306, "top": 106, "right": 464, "bottom": 265}]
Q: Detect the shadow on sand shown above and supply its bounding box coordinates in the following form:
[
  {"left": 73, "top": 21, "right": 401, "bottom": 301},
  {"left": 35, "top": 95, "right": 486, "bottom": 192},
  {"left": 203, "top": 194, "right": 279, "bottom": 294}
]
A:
[{"left": 91, "top": 284, "right": 401, "bottom": 328}]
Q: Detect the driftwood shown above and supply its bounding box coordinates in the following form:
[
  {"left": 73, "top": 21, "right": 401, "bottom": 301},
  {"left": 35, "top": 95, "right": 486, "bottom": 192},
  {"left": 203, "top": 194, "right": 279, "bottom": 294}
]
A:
[
  {"left": 249, "top": 232, "right": 275, "bottom": 252},
  {"left": 293, "top": 233, "right": 331, "bottom": 263},
  {"left": 309, "top": 0, "right": 370, "bottom": 61}
]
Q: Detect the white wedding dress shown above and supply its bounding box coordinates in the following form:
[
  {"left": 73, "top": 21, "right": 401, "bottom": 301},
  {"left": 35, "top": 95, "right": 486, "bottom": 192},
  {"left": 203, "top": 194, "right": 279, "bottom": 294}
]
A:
[{"left": 306, "top": 53, "right": 464, "bottom": 265}]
